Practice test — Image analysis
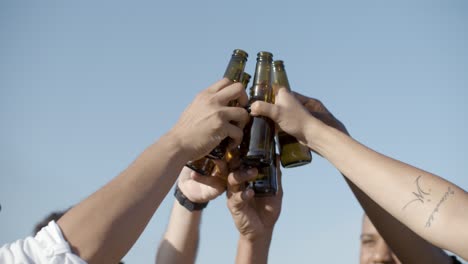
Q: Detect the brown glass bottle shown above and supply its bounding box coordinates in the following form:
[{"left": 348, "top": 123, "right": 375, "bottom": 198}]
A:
[
  {"left": 248, "top": 142, "right": 278, "bottom": 197},
  {"left": 240, "top": 51, "right": 275, "bottom": 168},
  {"left": 208, "top": 49, "right": 249, "bottom": 159},
  {"left": 272, "top": 60, "right": 312, "bottom": 168},
  {"left": 185, "top": 157, "right": 216, "bottom": 177},
  {"left": 236, "top": 72, "right": 251, "bottom": 105},
  {"left": 186, "top": 50, "right": 249, "bottom": 176}
]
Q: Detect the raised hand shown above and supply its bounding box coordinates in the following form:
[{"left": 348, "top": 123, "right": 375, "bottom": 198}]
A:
[
  {"left": 226, "top": 164, "right": 283, "bottom": 240},
  {"left": 177, "top": 160, "right": 229, "bottom": 203},
  {"left": 170, "top": 78, "right": 250, "bottom": 161}
]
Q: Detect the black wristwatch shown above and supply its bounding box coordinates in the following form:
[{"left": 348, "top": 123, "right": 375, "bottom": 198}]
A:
[{"left": 174, "top": 184, "right": 208, "bottom": 212}]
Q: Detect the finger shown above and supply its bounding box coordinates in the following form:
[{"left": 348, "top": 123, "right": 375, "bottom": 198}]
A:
[
  {"left": 211, "top": 159, "right": 229, "bottom": 179},
  {"left": 179, "top": 166, "right": 195, "bottom": 178},
  {"left": 227, "top": 167, "right": 258, "bottom": 193},
  {"left": 228, "top": 188, "right": 255, "bottom": 210},
  {"left": 214, "top": 82, "right": 248, "bottom": 106},
  {"left": 224, "top": 123, "right": 244, "bottom": 150},
  {"left": 191, "top": 171, "right": 226, "bottom": 188},
  {"left": 273, "top": 86, "right": 288, "bottom": 97},
  {"left": 220, "top": 107, "right": 250, "bottom": 129},
  {"left": 206, "top": 78, "right": 233, "bottom": 93},
  {"left": 250, "top": 101, "right": 280, "bottom": 121}
]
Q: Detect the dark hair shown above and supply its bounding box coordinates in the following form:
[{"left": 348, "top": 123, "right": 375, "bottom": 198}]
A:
[{"left": 33, "top": 210, "right": 67, "bottom": 235}]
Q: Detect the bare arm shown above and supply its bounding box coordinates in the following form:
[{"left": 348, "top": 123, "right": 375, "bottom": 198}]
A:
[
  {"left": 155, "top": 165, "right": 227, "bottom": 264},
  {"left": 235, "top": 233, "right": 273, "bottom": 264},
  {"left": 251, "top": 88, "right": 468, "bottom": 260},
  {"left": 57, "top": 79, "right": 249, "bottom": 264},
  {"left": 347, "top": 179, "right": 451, "bottom": 263},
  {"left": 316, "top": 127, "right": 468, "bottom": 259},
  {"left": 309, "top": 103, "right": 451, "bottom": 263},
  {"left": 156, "top": 200, "right": 203, "bottom": 264}
]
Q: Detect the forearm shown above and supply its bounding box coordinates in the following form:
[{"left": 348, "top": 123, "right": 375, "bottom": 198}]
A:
[
  {"left": 346, "top": 178, "right": 451, "bottom": 263},
  {"left": 309, "top": 124, "right": 468, "bottom": 258},
  {"left": 235, "top": 232, "right": 272, "bottom": 264},
  {"left": 58, "top": 132, "right": 190, "bottom": 264},
  {"left": 156, "top": 200, "right": 202, "bottom": 264}
]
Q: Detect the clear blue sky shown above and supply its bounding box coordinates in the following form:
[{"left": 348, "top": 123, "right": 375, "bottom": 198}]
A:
[{"left": 1, "top": 1, "right": 467, "bottom": 263}]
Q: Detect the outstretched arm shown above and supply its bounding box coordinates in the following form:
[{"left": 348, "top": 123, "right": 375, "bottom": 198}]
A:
[
  {"left": 251, "top": 88, "right": 468, "bottom": 260},
  {"left": 155, "top": 164, "right": 227, "bottom": 264},
  {"left": 56, "top": 79, "right": 249, "bottom": 264}
]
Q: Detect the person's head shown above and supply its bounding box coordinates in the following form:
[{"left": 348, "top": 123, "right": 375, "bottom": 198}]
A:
[{"left": 360, "top": 214, "right": 402, "bottom": 264}]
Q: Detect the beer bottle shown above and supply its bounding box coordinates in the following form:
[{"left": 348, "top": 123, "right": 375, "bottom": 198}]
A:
[
  {"left": 240, "top": 51, "right": 275, "bottom": 168},
  {"left": 272, "top": 60, "right": 312, "bottom": 168},
  {"left": 248, "top": 142, "right": 278, "bottom": 197},
  {"left": 185, "top": 157, "right": 216, "bottom": 177},
  {"left": 186, "top": 50, "right": 249, "bottom": 176},
  {"left": 208, "top": 49, "right": 249, "bottom": 159},
  {"left": 227, "top": 72, "right": 251, "bottom": 108},
  {"left": 211, "top": 73, "right": 252, "bottom": 176}
]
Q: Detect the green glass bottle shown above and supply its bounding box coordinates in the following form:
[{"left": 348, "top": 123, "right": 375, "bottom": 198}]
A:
[
  {"left": 272, "top": 60, "right": 312, "bottom": 168},
  {"left": 240, "top": 51, "right": 275, "bottom": 168},
  {"left": 186, "top": 50, "right": 249, "bottom": 176},
  {"left": 248, "top": 142, "right": 278, "bottom": 197},
  {"left": 208, "top": 49, "right": 249, "bottom": 159}
]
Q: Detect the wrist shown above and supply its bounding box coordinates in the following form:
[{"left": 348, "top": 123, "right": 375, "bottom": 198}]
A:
[
  {"left": 239, "top": 228, "right": 273, "bottom": 245},
  {"left": 309, "top": 122, "right": 349, "bottom": 160},
  {"left": 163, "top": 130, "right": 192, "bottom": 162},
  {"left": 302, "top": 117, "right": 324, "bottom": 151},
  {"left": 174, "top": 184, "right": 209, "bottom": 212},
  {"left": 236, "top": 231, "right": 273, "bottom": 264}
]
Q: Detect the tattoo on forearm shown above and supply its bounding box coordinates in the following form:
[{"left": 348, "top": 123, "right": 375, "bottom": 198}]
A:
[
  {"left": 403, "top": 175, "right": 431, "bottom": 210},
  {"left": 425, "top": 186, "right": 455, "bottom": 228}
]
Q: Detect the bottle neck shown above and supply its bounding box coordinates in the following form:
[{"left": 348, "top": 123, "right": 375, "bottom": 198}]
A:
[
  {"left": 250, "top": 60, "right": 273, "bottom": 102},
  {"left": 272, "top": 67, "right": 291, "bottom": 92},
  {"left": 224, "top": 56, "right": 247, "bottom": 82}
]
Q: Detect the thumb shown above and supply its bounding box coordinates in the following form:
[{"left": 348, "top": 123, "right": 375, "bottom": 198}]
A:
[{"left": 250, "top": 101, "right": 279, "bottom": 121}]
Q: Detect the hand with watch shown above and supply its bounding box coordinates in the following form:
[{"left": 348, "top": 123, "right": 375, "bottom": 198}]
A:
[
  {"left": 156, "top": 162, "right": 230, "bottom": 264},
  {"left": 175, "top": 160, "right": 228, "bottom": 211}
]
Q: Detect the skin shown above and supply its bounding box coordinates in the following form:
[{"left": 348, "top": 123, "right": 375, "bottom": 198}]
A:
[
  {"left": 54, "top": 78, "right": 249, "bottom": 264},
  {"left": 360, "top": 215, "right": 401, "bottom": 264},
  {"left": 155, "top": 162, "right": 228, "bottom": 264},
  {"left": 251, "top": 88, "right": 468, "bottom": 260},
  {"left": 226, "top": 158, "right": 283, "bottom": 264},
  {"left": 290, "top": 92, "right": 452, "bottom": 263}
]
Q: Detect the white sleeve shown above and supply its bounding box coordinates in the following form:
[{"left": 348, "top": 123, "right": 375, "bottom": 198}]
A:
[{"left": 0, "top": 220, "right": 87, "bottom": 264}]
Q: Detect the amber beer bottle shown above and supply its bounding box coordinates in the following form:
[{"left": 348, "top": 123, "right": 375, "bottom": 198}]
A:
[
  {"left": 248, "top": 142, "right": 278, "bottom": 197},
  {"left": 208, "top": 49, "right": 249, "bottom": 159},
  {"left": 210, "top": 73, "right": 252, "bottom": 176},
  {"left": 240, "top": 51, "right": 275, "bottom": 168},
  {"left": 272, "top": 60, "right": 312, "bottom": 168},
  {"left": 186, "top": 50, "right": 249, "bottom": 176}
]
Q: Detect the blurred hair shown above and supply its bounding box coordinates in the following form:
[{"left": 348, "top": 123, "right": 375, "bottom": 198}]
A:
[{"left": 33, "top": 209, "right": 67, "bottom": 235}]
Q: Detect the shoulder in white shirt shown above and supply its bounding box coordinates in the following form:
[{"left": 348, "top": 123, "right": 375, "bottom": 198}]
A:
[{"left": 0, "top": 220, "right": 86, "bottom": 264}]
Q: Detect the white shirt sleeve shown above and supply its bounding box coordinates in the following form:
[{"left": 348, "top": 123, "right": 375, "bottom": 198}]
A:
[{"left": 0, "top": 220, "right": 87, "bottom": 264}]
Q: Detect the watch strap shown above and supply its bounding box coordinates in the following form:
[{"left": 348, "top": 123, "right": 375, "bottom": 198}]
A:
[{"left": 174, "top": 184, "right": 208, "bottom": 212}]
